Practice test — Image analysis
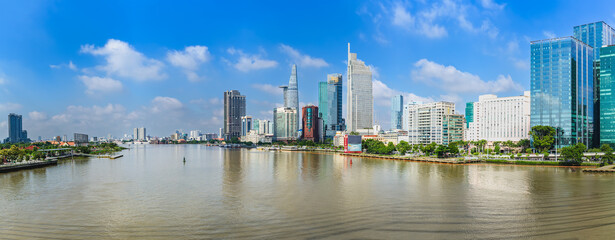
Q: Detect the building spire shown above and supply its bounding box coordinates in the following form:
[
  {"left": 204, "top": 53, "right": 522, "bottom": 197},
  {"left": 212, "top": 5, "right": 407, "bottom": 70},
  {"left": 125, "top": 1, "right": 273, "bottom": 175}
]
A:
[{"left": 347, "top": 42, "right": 350, "bottom": 61}]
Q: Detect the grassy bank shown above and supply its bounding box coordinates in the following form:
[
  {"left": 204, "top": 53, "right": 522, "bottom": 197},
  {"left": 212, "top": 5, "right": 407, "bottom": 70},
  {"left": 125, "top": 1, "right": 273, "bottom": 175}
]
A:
[{"left": 485, "top": 159, "right": 599, "bottom": 166}]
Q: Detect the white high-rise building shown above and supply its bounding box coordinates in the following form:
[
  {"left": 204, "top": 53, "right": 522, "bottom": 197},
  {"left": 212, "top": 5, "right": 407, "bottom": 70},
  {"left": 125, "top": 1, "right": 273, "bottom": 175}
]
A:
[
  {"left": 258, "top": 119, "right": 271, "bottom": 134},
  {"left": 466, "top": 91, "right": 531, "bottom": 142},
  {"left": 133, "top": 127, "right": 146, "bottom": 141},
  {"left": 273, "top": 107, "right": 298, "bottom": 141},
  {"left": 403, "top": 102, "right": 464, "bottom": 145},
  {"left": 347, "top": 43, "right": 373, "bottom": 132},
  {"left": 189, "top": 130, "right": 202, "bottom": 140}
]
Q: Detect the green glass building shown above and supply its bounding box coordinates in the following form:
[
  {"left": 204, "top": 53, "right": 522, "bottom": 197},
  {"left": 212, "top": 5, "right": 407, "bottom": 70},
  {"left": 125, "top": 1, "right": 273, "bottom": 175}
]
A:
[
  {"left": 600, "top": 45, "right": 615, "bottom": 147},
  {"left": 465, "top": 102, "right": 474, "bottom": 128}
]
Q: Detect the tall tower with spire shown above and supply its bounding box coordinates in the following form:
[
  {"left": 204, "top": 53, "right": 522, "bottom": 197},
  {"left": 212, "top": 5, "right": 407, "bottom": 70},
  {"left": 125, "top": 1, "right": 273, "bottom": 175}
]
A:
[
  {"left": 279, "top": 64, "right": 300, "bottom": 130},
  {"left": 347, "top": 43, "right": 373, "bottom": 132}
]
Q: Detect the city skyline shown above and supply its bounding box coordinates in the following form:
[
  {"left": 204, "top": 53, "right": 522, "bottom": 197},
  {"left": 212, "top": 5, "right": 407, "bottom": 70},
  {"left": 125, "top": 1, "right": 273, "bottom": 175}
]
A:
[{"left": 1, "top": 1, "right": 615, "bottom": 138}]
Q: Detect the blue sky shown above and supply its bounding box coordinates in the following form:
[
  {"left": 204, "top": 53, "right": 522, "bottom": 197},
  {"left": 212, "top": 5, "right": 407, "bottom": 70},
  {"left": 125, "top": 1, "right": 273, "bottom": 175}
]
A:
[{"left": 0, "top": 0, "right": 614, "bottom": 139}]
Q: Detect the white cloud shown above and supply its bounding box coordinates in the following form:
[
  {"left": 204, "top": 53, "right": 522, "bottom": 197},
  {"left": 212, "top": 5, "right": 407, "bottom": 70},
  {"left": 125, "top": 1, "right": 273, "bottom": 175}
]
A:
[
  {"left": 78, "top": 75, "right": 123, "bottom": 94},
  {"left": 411, "top": 59, "right": 523, "bottom": 93},
  {"left": 543, "top": 31, "right": 557, "bottom": 39},
  {"left": 252, "top": 83, "right": 283, "bottom": 95},
  {"left": 0, "top": 76, "right": 5, "bottom": 85},
  {"left": 479, "top": 0, "right": 505, "bottom": 10},
  {"left": 0, "top": 102, "right": 21, "bottom": 111},
  {"left": 385, "top": 0, "right": 498, "bottom": 39},
  {"left": 227, "top": 48, "right": 278, "bottom": 72},
  {"left": 167, "top": 45, "right": 211, "bottom": 82},
  {"left": 373, "top": 79, "right": 433, "bottom": 107},
  {"left": 81, "top": 39, "right": 166, "bottom": 81},
  {"left": 151, "top": 96, "right": 183, "bottom": 113},
  {"left": 279, "top": 44, "right": 329, "bottom": 68},
  {"left": 28, "top": 111, "right": 47, "bottom": 121},
  {"left": 392, "top": 2, "right": 414, "bottom": 27}
]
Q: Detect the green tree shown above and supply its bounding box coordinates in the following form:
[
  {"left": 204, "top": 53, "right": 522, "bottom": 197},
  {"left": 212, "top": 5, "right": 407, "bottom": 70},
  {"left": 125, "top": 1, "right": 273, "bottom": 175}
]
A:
[
  {"left": 349, "top": 131, "right": 360, "bottom": 136},
  {"left": 435, "top": 145, "right": 448, "bottom": 158},
  {"left": 396, "top": 141, "right": 411, "bottom": 155},
  {"left": 560, "top": 143, "right": 586, "bottom": 165},
  {"left": 422, "top": 142, "right": 437, "bottom": 155},
  {"left": 600, "top": 144, "right": 614, "bottom": 165},
  {"left": 447, "top": 144, "right": 459, "bottom": 156},
  {"left": 494, "top": 142, "right": 501, "bottom": 154},
  {"left": 516, "top": 139, "right": 531, "bottom": 153},
  {"left": 529, "top": 126, "right": 555, "bottom": 152}
]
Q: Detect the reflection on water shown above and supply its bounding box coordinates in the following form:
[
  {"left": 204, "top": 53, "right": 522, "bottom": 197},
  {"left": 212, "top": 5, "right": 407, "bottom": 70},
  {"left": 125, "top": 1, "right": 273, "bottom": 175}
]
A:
[{"left": 1, "top": 144, "right": 615, "bottom": 239}]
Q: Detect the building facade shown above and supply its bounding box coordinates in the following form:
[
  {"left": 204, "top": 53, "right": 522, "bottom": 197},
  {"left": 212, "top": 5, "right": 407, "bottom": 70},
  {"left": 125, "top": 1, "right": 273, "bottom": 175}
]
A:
[
  {"left": 133, "top": 127, "right": 146, "bottom": 141},
  {"left": 74, "top": 133, "right": 89, "bottom": 146},
  {"left": 6, "top": 113, "right": 28, "bottom": 143},
  {"left": 574, "top": 21, "right": 615, "bottom": 147},
  {"left": 241, "top": 116, "right": 253, "bottom": 137},
  {"left": 301, "top": 105, "right": 321, "bottom": 142},
  {"left": 223, "top": 90, "right": 246, "bottom": 140},
  {"left": 319, "top": 73, "right": 345, "bottom": 138},
  {"left": 403, "top": 102, "right": 459, "bottom": 145},
  {"left": 465, "top": 92, "right": 531, "bottom": 142},
  {"left": 273, "top": 107, "right": 298, "bottom": 142},
  {"left": 347, "top": 43, "right": 373, "bottom": 132},
  {"left": 530, "top": 37, "right": 594, "bottom": 147},
  {"left": 600, "top": 45, "right": 615, "bottom": 146},
  {"left": 443, "top": 114, "right": 465, "bottom": 145},
  {"left": 391, "top": 95, "right": 403, "bottom": 130}
]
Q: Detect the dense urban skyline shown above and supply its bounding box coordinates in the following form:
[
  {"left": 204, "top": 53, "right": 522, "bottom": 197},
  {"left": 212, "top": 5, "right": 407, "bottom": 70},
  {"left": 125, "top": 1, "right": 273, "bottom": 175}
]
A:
[{"left": 1, "top": 1, "right": 615, "bottom": 138}]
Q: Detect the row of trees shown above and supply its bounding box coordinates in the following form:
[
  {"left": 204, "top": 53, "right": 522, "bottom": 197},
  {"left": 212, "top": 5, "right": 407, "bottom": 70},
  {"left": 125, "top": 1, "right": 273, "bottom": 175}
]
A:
[
  {"left": 0, "top": 145, "right": 46, "bottom": 163},
  {"left": 361, "top": 140, "right": 461, "bottom": 158}
]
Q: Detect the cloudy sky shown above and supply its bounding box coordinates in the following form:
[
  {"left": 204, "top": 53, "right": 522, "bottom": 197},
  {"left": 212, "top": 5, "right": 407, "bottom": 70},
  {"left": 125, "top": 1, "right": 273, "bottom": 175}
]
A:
[{"left": 0, "top": 0, "right": 613, "bottom": 139}]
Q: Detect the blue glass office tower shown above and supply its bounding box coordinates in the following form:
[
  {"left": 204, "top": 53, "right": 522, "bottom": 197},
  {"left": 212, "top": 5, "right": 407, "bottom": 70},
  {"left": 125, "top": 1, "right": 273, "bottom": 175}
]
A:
[
  {"left": 530, "top": 37, "right": 594, "bottom": 147},
  {"left": 318, "top": 74, "right": 345, "bottom": 138},
  {"left": 391, "top": 95, "right": 403, "bottom": 130}
]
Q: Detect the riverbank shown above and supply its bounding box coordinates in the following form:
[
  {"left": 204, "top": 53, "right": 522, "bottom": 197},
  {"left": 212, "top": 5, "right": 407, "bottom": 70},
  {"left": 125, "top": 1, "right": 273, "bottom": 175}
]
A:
[
  {"left": 335, "top": 151, "right": 600, "bottom": 167},
  {"left": 0, "top": 159, "right": 58, "bottom": 173},
  {"left": 339, "top": 152, "right": 481, "bottom": 164}
]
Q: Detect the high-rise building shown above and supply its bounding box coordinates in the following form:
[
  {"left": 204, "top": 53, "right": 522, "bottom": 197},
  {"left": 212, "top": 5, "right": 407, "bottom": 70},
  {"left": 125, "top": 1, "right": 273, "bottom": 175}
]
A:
[
  {"left": 279, "top": 64, "right": 299, "bottom": 127},
  {"left": 443, "top": 114, "right": 465, "bottom": 145},
  {"left": 5, "top": 113, "right": 28, "bottom": 143},
  {"left": 223, "top": 90, "right": 246, "bottom": 140},
  {"left": 347, "top": 43, "right": 373, "bottom": 132},
  {"left": 133, "top": 127, "right": 146, "bottom": 141},
  {"left": 74, "top": 133, "right": 89, "bottom": 146},
  {"left": 241, "top": 116, "right": 253, "bottom": 137},
  {"left": 219, "top": 128, "right": 223, "bottom": 140},
  {"left": 530, "top": 37, "right": 594, "bottom": 147},
  {"left": 189, "top": 130, "right": 202, "bottom": 140},
  {"left": 465, "top": 102, "right": 474, "bottom": 129},
  {"left": 403, "top": 102, "right": 461, "bottom": 145},
  {"left": 465, "top": 92, "right": 531, "bottom": 142},
  {"left": 319, "top": 73, "right": 345, "bottom": 138},
  {"left": 600, "top": 45, "right": 615, "bottom": 146},
  {"left": 302, "top": 105, "right": 321, "bottom": 142},
  {"left": 257, "top": 119, "right": 271, "bottom": 135},
  {"left": 273, "top": 107, "right": 297, "bottom": 142},
  {"left": 318, "top": 81, "right": 328, "bottom": 125},
  {"left": 574, "top": 22, "right": 615, "bottom": 147},
  {"left": 391, "top": 95, "right": 403, "bottom": 130}
]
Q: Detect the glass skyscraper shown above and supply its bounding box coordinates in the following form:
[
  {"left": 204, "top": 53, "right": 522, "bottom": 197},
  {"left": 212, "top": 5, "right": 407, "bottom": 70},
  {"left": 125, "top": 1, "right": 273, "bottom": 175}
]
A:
[
  {"left": 279, "top": 64, "right": 299, "bottom": 129},
  {"left": 465, "top": 102, "right": 474, "bottom": 128},
  {"left": 530, "top": 37, "right": 594, "bottom": 147},
  {"left": 5, "top": 113, "right": 28, "bottom": 143},
  {"left": 600, "top": 45, "right": 615, "bottom": 146},
  {"left": 574, "top": 21, "right": 615, "bottom": 147},
  {"left": 319, "top": 73, "right": 344, "bottom": 138},
  {"left": 391, "top": 95, "right": 403, "bottom": 130}
]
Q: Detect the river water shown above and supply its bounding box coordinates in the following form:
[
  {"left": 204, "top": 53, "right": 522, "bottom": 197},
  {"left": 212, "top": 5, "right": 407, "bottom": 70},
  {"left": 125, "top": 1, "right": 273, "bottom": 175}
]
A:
[{"left": 1, "top": 144, "right": 615, "bottom": 239}]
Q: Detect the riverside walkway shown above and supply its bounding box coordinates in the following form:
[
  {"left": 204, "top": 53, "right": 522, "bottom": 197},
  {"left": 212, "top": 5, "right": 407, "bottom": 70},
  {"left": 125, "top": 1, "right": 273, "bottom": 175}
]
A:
[
  {"left": 339, "top": 153, "right": 481, "bottom": 164},
  {"left": 583, "top": 165, "right": 615, "bottom": 173}
]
